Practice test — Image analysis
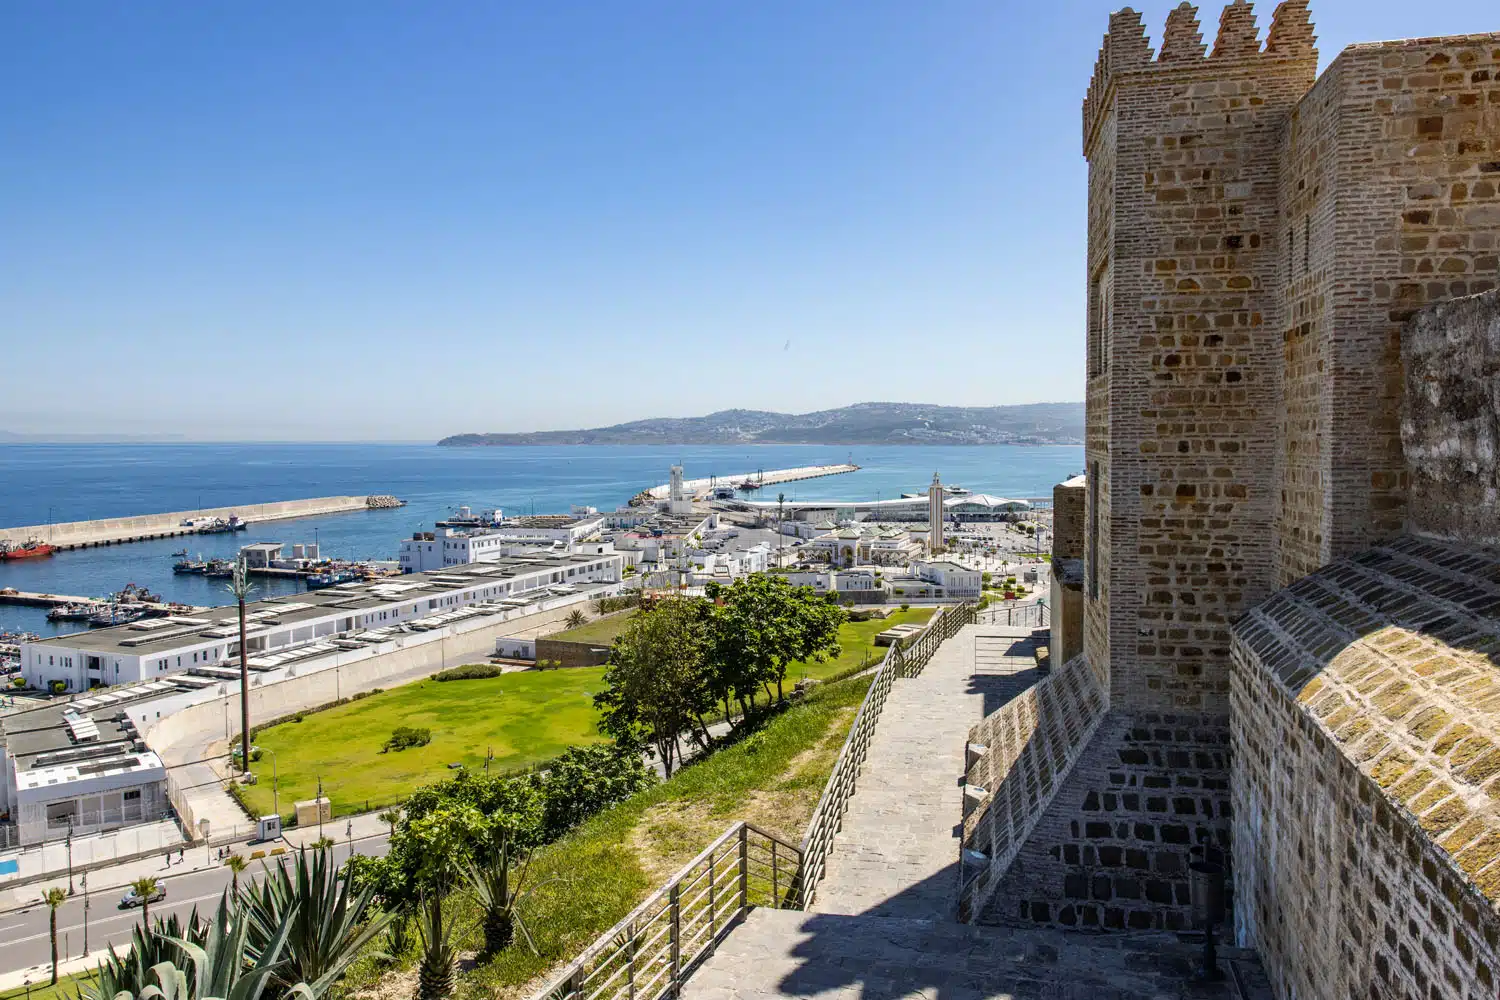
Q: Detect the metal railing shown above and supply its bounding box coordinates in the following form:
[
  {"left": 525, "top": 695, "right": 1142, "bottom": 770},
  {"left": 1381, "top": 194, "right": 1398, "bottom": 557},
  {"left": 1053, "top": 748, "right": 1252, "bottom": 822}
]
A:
[
  {"left": 540, "top": 822, "right": 802, "bottom": 1000},
  {"left": 978, "top": 601, "right": 1048, "bottom": 629},
  {"left": 796, "top": 604, "right": 976, "bottom": 906}
]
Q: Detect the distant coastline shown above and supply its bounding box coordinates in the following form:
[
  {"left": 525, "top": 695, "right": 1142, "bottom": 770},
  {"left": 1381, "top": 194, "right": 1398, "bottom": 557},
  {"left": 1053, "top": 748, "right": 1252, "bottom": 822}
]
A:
[{"left": 439, "top": 401, "right": 1084, "bottom": 448}]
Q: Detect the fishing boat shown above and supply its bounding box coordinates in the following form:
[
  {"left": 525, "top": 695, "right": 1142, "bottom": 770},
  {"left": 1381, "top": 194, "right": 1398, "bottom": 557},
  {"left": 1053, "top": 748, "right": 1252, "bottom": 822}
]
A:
[
  {"left": 0, "top": 538, "right": 55, "bottom": 561},
  {"left": 173, "top": 559, "right": 207, "bottom": 574},
  {"left": 203, "top": 559, "right": 234, "bottom": 578},
  {"left": 171, "top": 548, "right": 189, "bottom": 557},
  {"left": 88, "top": 604, "right": 146, "bottom": 627},
  {"left": 196, "top": 516, "right": 249, "bottom": 535},
  {"left": 305, "top": 569, "right": 360, "bottom": 590},
  {"left": 47, "top": 602, "right": 101, "bottom": 622}
]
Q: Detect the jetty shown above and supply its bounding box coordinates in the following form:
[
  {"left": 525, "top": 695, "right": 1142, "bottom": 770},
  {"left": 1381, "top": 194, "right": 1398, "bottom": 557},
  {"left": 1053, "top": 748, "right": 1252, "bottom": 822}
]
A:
[
  {"left": 0, "top": 495, "right": 406, "bottom": 553},
  {"left": 642, "top": 464, "right": 858, "bottom": 501}
]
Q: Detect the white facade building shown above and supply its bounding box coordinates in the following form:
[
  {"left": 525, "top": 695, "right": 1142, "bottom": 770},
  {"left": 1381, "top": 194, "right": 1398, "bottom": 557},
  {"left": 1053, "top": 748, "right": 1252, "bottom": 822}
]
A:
[{"left": 22, "top": 552, "right": 624, "bottom": 693}]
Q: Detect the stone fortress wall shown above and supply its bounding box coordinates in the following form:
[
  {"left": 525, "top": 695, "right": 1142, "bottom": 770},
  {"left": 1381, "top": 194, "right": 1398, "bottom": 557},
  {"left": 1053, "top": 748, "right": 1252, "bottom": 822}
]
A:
[{"left": 961, "top": 5, "right": 1500, "bottom": 996}]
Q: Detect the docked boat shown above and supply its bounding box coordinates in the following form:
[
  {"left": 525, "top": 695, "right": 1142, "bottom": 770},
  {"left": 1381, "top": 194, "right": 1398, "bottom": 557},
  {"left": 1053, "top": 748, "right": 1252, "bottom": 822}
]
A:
[
  {"left": 0, "top": 538, "right": 56, "bottom": 561},
  {"left": 305, "top": 569, "right": 361, "bottom": 590},
  {"left": 197, "top": 516, "right": 249, "bottom": 535},
  {"left": 47, "top": 602, "right": 101, "bottom": 622},
  {"left": 88, "top": 604, "right": 146, "bottom": 627},
  {"left": 203, "top": 559, "right": 234, "bottom": 579},
  {"left": 173, "top": 559, "right": 207, "bottom": 574},
  {"left": 171, "top": 548, "right": 189, "bottom": 557}
]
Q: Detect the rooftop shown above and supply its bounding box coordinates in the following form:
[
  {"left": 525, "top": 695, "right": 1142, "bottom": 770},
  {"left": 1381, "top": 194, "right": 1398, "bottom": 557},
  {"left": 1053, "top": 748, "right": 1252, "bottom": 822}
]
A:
[
  {"left": 33, "top": 552, "right": 617, "bottom": 657},
  {"left": 1, "top": 680, "right": 181, "bottom": 768}
]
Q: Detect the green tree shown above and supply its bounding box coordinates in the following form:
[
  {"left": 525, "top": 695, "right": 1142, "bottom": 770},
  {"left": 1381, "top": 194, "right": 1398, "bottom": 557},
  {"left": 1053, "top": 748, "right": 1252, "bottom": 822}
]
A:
[
  {"left": 538, "top": 742, "right": 654, "bottom": 841},
  {"left": 224, "top": 854, "right": 248, "bottom": 897},
  {"left": 594, "top": 599, "right": 714, "bottom": 777},
  {"left": 563, "top": 608, "right": 587, "bottom": 630},
  {"left": 130, "top": 876, "right": 160, "bottom": 927},
  {"left": 378, "top": 808, "right": 402, "bottom": 839},
  {"left": 43, "top": 887, "right": 66, "bottom": 984},
  {"left": 705, "top": 575, "right": 846, "bottom": 704}
]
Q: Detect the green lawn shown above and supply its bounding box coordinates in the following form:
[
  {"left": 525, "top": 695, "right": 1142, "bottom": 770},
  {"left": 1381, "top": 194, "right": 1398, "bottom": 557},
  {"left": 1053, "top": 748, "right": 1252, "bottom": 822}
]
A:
[
  {"left": 787, "top": 606, "right": 936, "bottom": 681},
  {"left": 0, "top": 968, "right": 97, "bottom": 1000},
  {"left": 241, "top": 670, "right": 608, "bottom": 821},
  {"left": 545, "top": 610, "right": 637, "bottom": 645}
]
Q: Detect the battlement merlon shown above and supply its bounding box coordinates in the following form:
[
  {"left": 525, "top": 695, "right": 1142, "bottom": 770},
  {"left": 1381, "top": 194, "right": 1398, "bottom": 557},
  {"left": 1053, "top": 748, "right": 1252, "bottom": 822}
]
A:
[{"left": 1082, "top": 1, "right": 1317, "bottom": 157}]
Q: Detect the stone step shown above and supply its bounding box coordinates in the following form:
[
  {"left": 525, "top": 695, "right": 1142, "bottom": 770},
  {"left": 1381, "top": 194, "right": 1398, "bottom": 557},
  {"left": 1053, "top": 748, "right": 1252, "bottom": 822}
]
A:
[{"left": 682, "top": 908, "right": 1269, "bottom": 1000}]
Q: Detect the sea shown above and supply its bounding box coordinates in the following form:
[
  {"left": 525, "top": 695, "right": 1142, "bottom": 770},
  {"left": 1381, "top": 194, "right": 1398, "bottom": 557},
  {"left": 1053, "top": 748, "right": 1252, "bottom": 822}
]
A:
[{"left": 0, "top": 443, "right": 1082, "bottom": 637}]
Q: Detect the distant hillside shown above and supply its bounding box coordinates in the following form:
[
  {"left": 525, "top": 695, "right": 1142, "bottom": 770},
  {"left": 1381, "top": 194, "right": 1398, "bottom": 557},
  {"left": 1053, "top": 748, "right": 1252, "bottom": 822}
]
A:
[{"left": 438, "top": 402, "right": 1084, "bottom": 447}]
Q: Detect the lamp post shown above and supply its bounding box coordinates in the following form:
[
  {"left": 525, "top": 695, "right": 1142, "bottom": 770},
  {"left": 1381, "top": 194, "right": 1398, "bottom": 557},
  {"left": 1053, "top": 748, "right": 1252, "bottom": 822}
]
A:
[
  {"left": 66, "top": 816, "right": 75, "bottom": 895},
  {"left": 316, "top": 776, "right": 325, "bottom": 842},
  {"left": 81, "top": 872, "right": 89, "bottom": 955}
]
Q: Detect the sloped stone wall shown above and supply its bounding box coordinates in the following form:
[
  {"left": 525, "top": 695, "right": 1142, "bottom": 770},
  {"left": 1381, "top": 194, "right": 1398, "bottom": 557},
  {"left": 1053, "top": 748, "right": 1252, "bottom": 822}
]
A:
[{"left": 1232, "top": 533, "right": 1500, "bottom": 1000}]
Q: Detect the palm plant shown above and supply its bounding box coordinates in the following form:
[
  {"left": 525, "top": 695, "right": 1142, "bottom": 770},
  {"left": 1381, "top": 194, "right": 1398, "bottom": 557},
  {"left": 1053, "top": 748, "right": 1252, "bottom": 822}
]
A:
[
  {"left": 413, "top": 894, "right": 458, "bottom": 1000},
  {"left": 563, "top": 608, "right": 587, "bottom": 630},
  {"left": 225, "top": 854, "right": 248, "bottom": 896},
  {"left": 43, "top": 887, "right": 66, "bottom": 984},
  {"left": 242, "top": 846, "right": 390, "bottom": 998},
  {"left": 378, "top": 809, "right": 402, "bottom": 839},
  {"left": 131, "top": 876, "right": 162, "bottom": 927}
]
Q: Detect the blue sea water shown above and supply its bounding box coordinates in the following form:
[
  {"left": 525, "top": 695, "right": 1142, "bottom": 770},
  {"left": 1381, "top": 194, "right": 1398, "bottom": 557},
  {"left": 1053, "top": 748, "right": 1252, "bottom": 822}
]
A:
[{"left": 0, "top": 443, "right": 1082, "bottom": 636}]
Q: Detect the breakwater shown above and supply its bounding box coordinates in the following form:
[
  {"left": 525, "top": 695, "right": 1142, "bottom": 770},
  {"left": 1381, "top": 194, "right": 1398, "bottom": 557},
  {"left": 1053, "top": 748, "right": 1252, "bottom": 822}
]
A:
[
  {"left": 642, "top": 463, "right": 859, "bottom": 501},
  {"left": 0, "top": 495, "right": 403, "bottom": 551}
]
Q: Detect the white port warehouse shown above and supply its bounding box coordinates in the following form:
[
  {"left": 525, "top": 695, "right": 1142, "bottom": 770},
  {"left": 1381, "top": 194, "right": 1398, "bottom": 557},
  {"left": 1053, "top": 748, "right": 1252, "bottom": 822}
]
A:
[{"left": 21, "top": 551, "right": 624, "bottom": 692}]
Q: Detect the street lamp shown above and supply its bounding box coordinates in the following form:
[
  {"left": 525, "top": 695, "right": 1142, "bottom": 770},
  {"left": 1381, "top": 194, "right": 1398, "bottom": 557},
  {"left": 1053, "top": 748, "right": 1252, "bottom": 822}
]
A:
[
  {"left": 81, "top": 873, "right": 89, "bottom": 955},
  {"left": 66, "top": 816, "right": 75, "bottom": 895}
]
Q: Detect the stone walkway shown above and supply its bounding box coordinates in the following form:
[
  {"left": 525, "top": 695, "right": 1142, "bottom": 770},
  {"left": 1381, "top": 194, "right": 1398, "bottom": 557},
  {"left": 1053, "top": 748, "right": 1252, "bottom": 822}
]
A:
[
  {"left": 681, "top": 623, "right": 1268, "bottom": 1000},
  {"left": 812, "top": 624, "right": 1035, "bottom": 919}
]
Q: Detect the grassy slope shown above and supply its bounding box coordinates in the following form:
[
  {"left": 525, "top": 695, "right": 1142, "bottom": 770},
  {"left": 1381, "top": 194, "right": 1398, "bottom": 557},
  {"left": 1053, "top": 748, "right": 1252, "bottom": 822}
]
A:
[
  {"left": 242, "top": 670, "right": 608, "bottom": 820},
  {"left": 785, "top": 606, "right": 935, "bottom": 682},
  {"left": 337, "top": 674, "right": 872, "bottom": 1000},
  {"left": 545, "top": 610, "right": 637, "bottom": 645}
]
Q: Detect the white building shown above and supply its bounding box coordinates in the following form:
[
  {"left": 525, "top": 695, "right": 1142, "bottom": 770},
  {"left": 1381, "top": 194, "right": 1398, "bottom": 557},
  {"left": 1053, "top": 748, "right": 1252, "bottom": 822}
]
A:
[
  {"left": 886, "top": 560, "right": 982, "bottom": 601},
  {"left": 1, "top": 688, "right": 176, "bottom": 847},
  {"left": 400, "top": 528, "right": 533, "bottom": 573},
  {"left": 22, "top": 552, "right": 624, "bottom": 693}
]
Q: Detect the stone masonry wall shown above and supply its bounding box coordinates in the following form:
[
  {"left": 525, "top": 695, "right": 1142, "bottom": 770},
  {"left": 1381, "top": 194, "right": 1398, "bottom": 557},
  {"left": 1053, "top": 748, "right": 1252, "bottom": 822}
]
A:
[
  {"left": 1273, "top": 34, "right": 1500, "bottom": 585},
  {"left": 1052, "top": 477, "right": 1087, "bottom": 561},
  {"left": 1402, "top": 290, "right": 1500, "bottom": 546},
  {"left": 1083, "top": 2, "right": 1317, "bottom": 714},
  {"left": 1232, "top": 533, "right": 1500, "bottom": 1000},
  {"left": 978, "top": 710, "right": 1233, "bottom": 932}
]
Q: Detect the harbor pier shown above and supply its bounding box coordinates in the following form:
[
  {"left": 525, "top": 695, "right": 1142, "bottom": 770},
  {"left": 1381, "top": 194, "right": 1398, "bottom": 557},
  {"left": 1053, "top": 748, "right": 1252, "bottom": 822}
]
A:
[
  {"left": 0, "top": 495, "right": 405, "bottom": 553},
  {"left": 642, "top": 463, "right": 859, "bottom": 501}
]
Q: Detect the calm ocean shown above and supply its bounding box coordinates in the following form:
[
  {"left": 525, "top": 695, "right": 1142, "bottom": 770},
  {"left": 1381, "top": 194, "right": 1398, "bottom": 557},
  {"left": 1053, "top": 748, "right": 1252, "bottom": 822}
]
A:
[{"left": 0, "top": 443, "right": 1082, "bottom": 636}]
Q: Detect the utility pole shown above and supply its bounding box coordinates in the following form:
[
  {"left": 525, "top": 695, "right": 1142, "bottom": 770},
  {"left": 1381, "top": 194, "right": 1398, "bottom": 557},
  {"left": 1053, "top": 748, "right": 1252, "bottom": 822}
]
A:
[{"left": 777, "top": 493, "right": 786, "bottom": 568}]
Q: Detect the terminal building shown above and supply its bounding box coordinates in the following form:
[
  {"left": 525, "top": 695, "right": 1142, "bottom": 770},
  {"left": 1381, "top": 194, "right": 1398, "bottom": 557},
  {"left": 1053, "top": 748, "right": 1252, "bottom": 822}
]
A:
[
  {"left": 0, "top": 687, "right": 176, "bottom": 848},
  {"left": 20, "top": 551, "right": 624, "bottom": 692}
]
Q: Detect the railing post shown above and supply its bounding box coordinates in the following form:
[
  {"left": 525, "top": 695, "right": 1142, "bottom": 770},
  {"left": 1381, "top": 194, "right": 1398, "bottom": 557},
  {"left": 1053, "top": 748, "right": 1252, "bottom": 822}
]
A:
[
  {"left": 627, "top": 918, "right": 637, "bottom": 1000},
  {"left": 669, "top": 883, "right": 681, "bottom": 995},
  {"left": 738, "top": 825, "right": 749, "bottom": 911},
  {"left": 771, "top": 839, "right": 780, "bottom": 905},
  {"left": 566, "top": 968, "right": 583, "bottom": 1000},
  {"left": 708, "top": 846, "right": 717, "bottom": 936}
]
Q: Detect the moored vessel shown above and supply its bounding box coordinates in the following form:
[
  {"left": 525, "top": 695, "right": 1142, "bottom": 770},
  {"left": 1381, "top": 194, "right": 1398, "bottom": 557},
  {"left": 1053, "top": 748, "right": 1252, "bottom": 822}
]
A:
[{"left": 0, "top": 538, "right": 56, "bottom": 560}]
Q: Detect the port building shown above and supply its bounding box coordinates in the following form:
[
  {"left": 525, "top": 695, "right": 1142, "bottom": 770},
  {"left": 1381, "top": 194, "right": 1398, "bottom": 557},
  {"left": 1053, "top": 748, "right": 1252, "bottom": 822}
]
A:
[
  {"left": 20, "top": 551, "right": 624, "bottom": 692},
  {"left": 729, "top": 492, "right": 1031, "bottom": 523}
]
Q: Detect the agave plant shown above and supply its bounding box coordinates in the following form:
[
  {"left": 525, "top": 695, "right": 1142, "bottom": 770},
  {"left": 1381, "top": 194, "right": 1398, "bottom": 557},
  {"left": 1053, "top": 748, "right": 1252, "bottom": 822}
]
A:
[
  {"left": 413, "top": 894, "right": 458, "bottom": 1000},
  {"left": 81, "top": 909, "right": 211, "bottom": 1000},
  {"left": 242, "top": 846, "right": 390, "bottom": 998}
]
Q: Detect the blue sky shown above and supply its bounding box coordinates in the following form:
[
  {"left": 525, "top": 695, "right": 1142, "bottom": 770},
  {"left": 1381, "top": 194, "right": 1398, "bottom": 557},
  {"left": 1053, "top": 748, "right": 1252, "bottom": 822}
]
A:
[{"left": 2, "top": 1, "right": 1495, "bottom": 441}]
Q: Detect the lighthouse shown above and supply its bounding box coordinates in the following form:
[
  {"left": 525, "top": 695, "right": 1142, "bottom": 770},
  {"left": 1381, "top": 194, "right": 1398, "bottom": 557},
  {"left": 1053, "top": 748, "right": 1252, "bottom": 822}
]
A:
[{"left": 928, "top": 472, "right": 944, "bottom": 553}]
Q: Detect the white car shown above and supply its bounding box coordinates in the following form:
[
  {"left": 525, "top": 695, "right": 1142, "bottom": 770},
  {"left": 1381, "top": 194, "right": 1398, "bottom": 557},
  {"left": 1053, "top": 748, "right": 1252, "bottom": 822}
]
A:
[{"left": 119, "top": 884, "right": 166, "bottom": 909}]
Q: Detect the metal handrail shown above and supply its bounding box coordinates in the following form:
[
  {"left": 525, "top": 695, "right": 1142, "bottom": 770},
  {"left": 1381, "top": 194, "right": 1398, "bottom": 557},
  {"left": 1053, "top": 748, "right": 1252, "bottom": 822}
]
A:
[
  {"left": 796, "top": 604, "right": 976, "bottom": 906},
  {"left": 535, "top": 821, "right": 803, "bottom": 1000}
]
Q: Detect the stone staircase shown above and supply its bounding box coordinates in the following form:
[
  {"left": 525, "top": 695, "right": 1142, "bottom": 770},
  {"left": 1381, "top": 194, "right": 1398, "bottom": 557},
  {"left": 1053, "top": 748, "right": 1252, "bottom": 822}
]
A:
[{"left": 678, "top": 624, "right": 1269, "bottom": 1000}]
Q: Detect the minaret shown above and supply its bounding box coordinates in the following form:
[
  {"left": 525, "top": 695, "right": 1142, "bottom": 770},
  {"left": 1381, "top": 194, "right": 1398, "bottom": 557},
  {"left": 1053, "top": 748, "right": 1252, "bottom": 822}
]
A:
[{"left": 928, "top": 472, "right": 944, "bottom": 553}]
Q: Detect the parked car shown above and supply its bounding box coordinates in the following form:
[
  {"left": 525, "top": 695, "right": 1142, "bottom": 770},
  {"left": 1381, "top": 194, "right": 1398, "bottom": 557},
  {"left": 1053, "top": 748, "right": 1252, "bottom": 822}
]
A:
[{"left": 119, "top": 884, "right": 166, "bottom": 909}]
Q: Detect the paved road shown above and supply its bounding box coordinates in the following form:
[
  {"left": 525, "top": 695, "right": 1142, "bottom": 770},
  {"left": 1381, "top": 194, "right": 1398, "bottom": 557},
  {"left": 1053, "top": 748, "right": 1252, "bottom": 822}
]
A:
[{"left": 1, "top": 833, "right": 391, "bottom": 978}]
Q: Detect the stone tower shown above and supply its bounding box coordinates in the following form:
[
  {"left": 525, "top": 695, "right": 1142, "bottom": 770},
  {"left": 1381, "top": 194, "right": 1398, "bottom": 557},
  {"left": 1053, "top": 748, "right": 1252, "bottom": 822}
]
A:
[
  {"left": 1082, "top": 0, "right": 1317, "bottom": 713},
  {"left": 928, "top": 472, "right": 944, "bottom": 552}
]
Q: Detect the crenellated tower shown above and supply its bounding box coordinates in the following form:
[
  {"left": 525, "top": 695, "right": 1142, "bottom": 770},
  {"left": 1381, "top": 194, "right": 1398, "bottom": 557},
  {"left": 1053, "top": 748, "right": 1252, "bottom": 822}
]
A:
[{"left": 1080, "top": 1, "right": 1317, "bottom": 713}]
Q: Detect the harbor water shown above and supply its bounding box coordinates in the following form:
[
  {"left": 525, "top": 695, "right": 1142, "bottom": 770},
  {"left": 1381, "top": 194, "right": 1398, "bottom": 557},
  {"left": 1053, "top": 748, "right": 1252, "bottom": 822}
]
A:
[{"left": 0, "top": 442, "right": 1081, "bottom": 636}]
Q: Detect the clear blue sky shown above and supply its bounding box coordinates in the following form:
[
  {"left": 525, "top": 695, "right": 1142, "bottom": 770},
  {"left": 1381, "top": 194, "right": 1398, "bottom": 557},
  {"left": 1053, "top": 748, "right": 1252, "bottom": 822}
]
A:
[{"left": 2, "top": 1, "right": 1494, "bottom": 441}]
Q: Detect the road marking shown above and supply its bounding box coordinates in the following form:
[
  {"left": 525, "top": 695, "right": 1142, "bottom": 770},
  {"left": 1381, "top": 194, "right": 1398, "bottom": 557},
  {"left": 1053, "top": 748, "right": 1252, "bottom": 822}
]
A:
[{"left": 4, "top": 890, "right": 228, "bottom": 947}]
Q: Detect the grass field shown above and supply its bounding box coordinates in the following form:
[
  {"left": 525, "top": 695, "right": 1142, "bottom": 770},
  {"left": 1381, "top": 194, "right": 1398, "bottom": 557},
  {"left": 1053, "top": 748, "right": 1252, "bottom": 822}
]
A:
[
  {"left": 333, "top": 673, "right": 873, "bottom": 1000},
  {"left": 241, "top": 670, "right": 608, "bottom": 821},
  {"left": 544, "top": 610, "right": 637, "bottom": 645},
  {"left": 786, "top": 606, "right": 936, "bottom": 681},
  {"left": 0, "top": 968, "right": 97, "bottom": 1000}
]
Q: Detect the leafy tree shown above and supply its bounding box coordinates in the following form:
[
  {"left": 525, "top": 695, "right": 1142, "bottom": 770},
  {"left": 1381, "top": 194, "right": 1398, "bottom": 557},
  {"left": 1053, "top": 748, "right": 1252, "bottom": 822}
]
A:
[
  {"left": 704, "top": 575, "right": 846, "bottom": 704},
  {"left": 593, "top": 599, "right": 715, "bottom": 777},
  {"left": 43, "top": 887, "right": 66, "bottom": 984},
  {"left": 130, "top": 876, "right": 161, "bottom": 927},
  {"left": 224, "top": 854, "right": 248, "bottom": 897},
  {"left": 537, "top": 742, "right": 654, "bottom": 841}
]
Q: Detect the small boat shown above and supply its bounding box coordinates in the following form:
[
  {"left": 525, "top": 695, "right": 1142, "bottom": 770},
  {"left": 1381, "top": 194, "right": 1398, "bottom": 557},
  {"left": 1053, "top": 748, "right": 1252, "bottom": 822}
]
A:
[
  {"left": 47, "top": 603, "right": 101, "bottom": 622},
  {"left": 88, "top": 604, "right": 146, "bottom": 627},
  {"left": 171, "top": 548, "right": 189, "bottom": 557},
  {"left": 305, "top": 569, "right": 360, "bottom": 590},
  {"left": 203, "top": 559, "right": 234, "bottom": 578},
  {"left": 0, "top": 538, "right": 56, "bottom": 561},
  {"left": 736, "top": 480, "right": 762, "bottom": 491},
  {"left": 173, "top": 559, "right": 207, "bottom": 574}
]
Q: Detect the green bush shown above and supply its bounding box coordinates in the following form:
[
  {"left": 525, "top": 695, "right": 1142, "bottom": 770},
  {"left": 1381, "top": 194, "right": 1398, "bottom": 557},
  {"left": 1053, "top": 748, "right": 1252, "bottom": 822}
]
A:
[
  {"left": 49, "top": 679, "right": 66, "bottom": 694},
  {"left": 383, "top": 726, "right": 433, "bottom": 753},
  {"left": 900, "top": 603, "right": 910, "bottom": 611},
  {"left": 432, "top": 663, "right": 503, "bottom": 682},
  {"left": 11, "top": 677, "right": 26, "bottom": 688}
]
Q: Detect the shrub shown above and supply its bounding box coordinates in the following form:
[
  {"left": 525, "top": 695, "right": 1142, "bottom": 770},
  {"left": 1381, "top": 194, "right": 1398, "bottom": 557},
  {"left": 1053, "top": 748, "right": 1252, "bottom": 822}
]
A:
[
  {"left": 900, "top": 603, "right": 911, "bottom": 611},
  {"left": 433, "top": 663, "right": 503, "bottom": 682},
  {"left": 383, "top": 726, "right": 433, "bottom": 753},
  {"left": 49, "top": 679, "right": 66, "bottom": 694},
  {"left": 12, "top": 677, "right": 27, "bottom": 688}
]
